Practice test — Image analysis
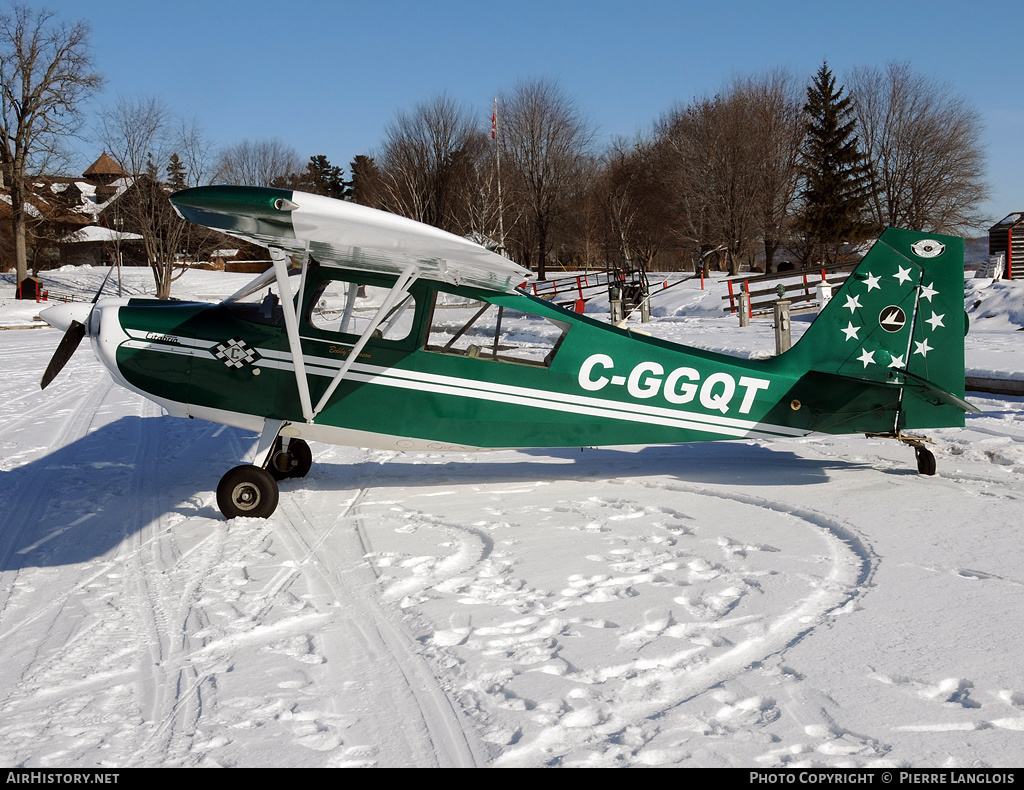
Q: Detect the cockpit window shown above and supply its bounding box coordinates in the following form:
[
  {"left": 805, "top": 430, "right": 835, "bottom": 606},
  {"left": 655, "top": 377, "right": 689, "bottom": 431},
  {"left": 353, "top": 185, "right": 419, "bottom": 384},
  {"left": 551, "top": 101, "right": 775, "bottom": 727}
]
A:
[
  {"left": 224, "top": 289, "right": 284, "bottom": 326},
  {"left": 307, "top": 279, "right": 417, "bottom": 342},
  {"left": 425, "top": 292, "right": 569, "bottom": 367}
]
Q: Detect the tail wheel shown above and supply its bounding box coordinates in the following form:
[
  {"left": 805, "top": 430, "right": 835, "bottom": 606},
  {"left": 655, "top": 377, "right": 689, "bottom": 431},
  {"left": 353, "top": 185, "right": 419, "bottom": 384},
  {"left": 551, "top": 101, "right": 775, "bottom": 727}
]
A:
[
  {"left": 267, "top": 438, "right": 313, "bottom": 480},
  {"left": 218, "top": 465, "right": 280, "bottom": 519},
  {"left": 915, "top": 446, "right": 937, "bottom": 476}
]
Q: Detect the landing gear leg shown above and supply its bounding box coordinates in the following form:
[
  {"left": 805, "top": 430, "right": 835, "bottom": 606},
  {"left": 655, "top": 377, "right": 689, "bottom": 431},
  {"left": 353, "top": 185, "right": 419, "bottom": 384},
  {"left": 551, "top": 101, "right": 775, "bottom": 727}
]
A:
[
  {"left": 867, "top": 432, "right": 937, "bottom": 476},
  {"left": 265, "top": 436, "right": 312, "bottom": 480}
]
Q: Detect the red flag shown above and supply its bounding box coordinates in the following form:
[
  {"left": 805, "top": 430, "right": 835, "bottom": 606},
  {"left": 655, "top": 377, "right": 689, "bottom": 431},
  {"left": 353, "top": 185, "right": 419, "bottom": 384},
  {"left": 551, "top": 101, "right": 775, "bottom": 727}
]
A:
[{"left": 491, "top": 111, "right": 496, "bottom": 139}]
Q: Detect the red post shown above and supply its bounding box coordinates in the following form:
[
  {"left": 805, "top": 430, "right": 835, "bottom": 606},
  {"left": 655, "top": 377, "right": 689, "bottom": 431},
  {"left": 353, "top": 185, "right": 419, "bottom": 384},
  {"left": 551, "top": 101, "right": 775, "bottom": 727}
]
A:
[
  {"left": 1008, "top": 229, "right": 1014, "bottom": 280},
  {"left": 727, "top": 279, "right": 734, "bottom": 311}
]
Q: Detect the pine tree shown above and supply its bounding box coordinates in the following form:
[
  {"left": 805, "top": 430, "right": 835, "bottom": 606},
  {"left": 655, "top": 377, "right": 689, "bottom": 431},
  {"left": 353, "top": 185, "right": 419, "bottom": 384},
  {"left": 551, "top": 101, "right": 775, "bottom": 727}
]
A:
[
  {"left": 303, "top": 154, "right": 349, "bottom": 199},
  {"left": 799, "top": 62, "right": 870, "bottom": 256},
  {"left": 348, "top": 155, "right": 381, "bottom": 206},
  {"left": 166, "top": 153, "right": 188, "bottom": 191},
  {"left": 275, "top": 155, "right": 351, "bottom": 199}
]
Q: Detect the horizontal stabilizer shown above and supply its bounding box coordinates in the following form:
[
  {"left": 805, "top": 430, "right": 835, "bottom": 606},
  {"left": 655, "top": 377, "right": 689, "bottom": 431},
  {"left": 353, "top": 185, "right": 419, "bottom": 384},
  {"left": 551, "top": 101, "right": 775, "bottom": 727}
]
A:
[
  {"left": 899, "top": 368, "right": 981, "bottom": 414},
  {"left": 820, "top": 368, "right": 981, "bottom": 415}
]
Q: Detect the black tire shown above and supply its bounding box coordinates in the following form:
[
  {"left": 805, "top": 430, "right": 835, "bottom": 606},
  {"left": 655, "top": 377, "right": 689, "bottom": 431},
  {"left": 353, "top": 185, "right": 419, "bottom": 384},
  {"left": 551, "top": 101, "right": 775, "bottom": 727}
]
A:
[
  {"left": 267, "top": 438, "right": 313, "bottom": 480},
  {"left": 217, "top": 465, "right": 280, "bottom": 519},
  {"left": 915, "top": 446, "right": 937, "bottom": 476}
]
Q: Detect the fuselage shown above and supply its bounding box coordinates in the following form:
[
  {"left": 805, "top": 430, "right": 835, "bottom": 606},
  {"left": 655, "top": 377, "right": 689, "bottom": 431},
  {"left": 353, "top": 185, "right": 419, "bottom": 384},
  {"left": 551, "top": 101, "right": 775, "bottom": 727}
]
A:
[{"left": 79, "top": 264, "right": 908, "bottom": 452}]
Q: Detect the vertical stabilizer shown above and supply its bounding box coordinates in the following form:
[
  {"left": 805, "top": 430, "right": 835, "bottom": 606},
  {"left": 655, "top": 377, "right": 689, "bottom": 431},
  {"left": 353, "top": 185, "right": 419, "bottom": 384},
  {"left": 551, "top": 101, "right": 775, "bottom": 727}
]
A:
[{"left": 785, "top": 228, "right": 968, "bottom": 430}]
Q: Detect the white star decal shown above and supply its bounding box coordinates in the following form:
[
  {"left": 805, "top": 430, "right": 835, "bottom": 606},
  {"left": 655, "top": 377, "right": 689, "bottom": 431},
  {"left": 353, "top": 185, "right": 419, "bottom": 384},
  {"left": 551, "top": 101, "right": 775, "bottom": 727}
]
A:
[
  {"left": 864, "top": 273, "right": 881, "bottom": 291},
  {"left": 857, "top": 348, "right": 876, "bottom": 368},
  {"left": 920, "top": 282, "right": 938, "bottom": 301},
  {"left": 888, "top": 354, "right": 906, "bottom": 369},
  {"left": 894, "top": 265, "right": 913, "bottom": 285},
  {"left": 914, "top": 339, "right": 933, "bottom": 357},
  {"left": 926, "top": 312, "right": 945, "bottom": 331},
  {"left": 841, "top": 321, "right": 860, "bottom": 341},
  {"left": 844, "top": 294, "right": 862, "bottom": 313}
]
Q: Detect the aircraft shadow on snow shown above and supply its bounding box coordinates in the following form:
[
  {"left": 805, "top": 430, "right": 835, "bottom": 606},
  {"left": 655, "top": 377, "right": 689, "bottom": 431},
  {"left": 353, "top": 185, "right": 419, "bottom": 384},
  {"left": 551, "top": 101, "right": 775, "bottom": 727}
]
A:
[{"left": 0, "top": 414, "right": 863, "bottom": 570}]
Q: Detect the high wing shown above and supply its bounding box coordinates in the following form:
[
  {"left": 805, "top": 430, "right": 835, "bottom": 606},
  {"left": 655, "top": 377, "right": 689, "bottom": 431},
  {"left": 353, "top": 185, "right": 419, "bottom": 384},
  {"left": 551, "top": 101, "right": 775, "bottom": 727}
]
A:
[{"left": 169, "top": 185, "right": 533, "bottom": 293}]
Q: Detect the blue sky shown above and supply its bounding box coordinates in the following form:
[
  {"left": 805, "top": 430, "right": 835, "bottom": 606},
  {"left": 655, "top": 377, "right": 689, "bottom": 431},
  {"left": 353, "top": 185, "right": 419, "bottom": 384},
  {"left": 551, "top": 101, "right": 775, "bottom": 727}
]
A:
[{"left": 30, "top": 0, "right": 1023, "bottom": 228}]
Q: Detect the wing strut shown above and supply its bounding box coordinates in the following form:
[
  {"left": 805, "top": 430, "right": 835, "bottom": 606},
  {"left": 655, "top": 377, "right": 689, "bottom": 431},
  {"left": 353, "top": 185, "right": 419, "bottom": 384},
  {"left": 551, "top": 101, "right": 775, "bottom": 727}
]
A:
[
  {"left": 311, "top": 263, "right": 419, "bottom": 418},
  {"left": 270, "top": 247, "right": 315, "bottom": 423}
]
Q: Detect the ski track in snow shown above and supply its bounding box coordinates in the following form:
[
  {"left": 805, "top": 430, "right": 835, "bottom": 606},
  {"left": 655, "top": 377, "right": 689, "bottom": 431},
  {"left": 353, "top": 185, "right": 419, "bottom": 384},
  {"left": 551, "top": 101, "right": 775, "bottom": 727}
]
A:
[{"left": 2, "top": 270, "right": 1024, "bottom": 767}]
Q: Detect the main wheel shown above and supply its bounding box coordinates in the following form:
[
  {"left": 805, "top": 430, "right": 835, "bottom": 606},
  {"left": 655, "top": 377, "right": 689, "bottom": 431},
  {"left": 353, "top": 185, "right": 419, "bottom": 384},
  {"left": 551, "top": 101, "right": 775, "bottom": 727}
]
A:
[
  {"left": 267, "top": 438, "right": 313, "bottom": 480},
  {"left": 915, "top": 446, "right": 937, "bottom": 476},
  {"left": 217, "top": 465, "right": 280, "bottom": 519}
]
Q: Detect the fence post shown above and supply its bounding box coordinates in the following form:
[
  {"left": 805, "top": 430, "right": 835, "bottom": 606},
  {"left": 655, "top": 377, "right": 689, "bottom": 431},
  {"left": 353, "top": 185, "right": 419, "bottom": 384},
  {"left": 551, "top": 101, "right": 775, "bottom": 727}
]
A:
[
  {"left": 816, "top": 281, "right": 833, "bottom": 310},
  {"left": 774, "top": 299, "right": 791, "bottom": 354},
  {"left": 738, "top": 291, "right": 750, "bottom": 327}
]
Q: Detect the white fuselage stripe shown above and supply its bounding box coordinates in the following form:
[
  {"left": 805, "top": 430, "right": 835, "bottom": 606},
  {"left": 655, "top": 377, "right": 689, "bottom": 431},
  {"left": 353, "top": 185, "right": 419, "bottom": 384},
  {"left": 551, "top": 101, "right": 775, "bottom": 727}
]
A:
[{"left": 123, "top": 331, "right": 807, "bottom": 439}]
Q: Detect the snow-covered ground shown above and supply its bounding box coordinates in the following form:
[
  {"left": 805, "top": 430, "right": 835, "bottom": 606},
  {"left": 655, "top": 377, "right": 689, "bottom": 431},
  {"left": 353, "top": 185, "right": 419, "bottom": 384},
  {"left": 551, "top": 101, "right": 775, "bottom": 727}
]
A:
[{"left": 1, "top": 265, "right": 1022, "bottom": 768}]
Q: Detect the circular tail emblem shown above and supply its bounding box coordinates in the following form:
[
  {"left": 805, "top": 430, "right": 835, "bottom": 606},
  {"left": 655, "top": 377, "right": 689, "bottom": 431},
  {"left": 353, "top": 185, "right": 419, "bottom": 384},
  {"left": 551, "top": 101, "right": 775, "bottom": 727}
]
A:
[
  {"left": 879, "top": 305, "right": 907, "bottom": 333},
  {"left": 911, "top": 239, "right": 945, "bottom": 258}
]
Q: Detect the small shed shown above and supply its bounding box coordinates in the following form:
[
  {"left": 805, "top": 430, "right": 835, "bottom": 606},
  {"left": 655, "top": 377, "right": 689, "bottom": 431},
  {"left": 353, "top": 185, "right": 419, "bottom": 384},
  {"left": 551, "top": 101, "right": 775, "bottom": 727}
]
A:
[
  {"left": 989, "top": 212, "right": 1024, "bottom": 280},
  {"left": 16, "top": 275, "right": 46, "bottom": 300}
]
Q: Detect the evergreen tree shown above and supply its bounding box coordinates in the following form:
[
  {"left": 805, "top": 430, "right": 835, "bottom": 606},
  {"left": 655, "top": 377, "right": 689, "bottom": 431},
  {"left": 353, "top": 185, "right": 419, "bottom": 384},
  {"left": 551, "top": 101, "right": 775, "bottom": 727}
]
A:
[
  {"left": 166, "top": 153, "right": 188, "bottom": 191},
  {"left": 799, "top": 62, "right": 870, "bottom": 257},
  {"left": 302, "top": 154, "right": 349, "bottom": 199},
  {"left": 274, "top": 154, "right": 351, "bottom": 199},
  {"left": 348, "top": 154, "right": 382, "bottom": 206}
]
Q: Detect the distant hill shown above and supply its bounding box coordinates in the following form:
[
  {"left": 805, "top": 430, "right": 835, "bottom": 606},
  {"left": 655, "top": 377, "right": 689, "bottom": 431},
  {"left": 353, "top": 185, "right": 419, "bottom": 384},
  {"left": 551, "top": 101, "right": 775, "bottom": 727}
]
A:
[{"left": 965, "top": 236, "right": 988, "bottom": 264}]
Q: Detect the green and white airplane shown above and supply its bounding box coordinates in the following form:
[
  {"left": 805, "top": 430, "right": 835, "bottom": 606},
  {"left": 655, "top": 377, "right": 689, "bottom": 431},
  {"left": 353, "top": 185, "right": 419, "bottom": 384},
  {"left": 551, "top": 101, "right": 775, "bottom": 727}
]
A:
[{"left": 39, "top": 185, "right": 977, "bottom": 519}]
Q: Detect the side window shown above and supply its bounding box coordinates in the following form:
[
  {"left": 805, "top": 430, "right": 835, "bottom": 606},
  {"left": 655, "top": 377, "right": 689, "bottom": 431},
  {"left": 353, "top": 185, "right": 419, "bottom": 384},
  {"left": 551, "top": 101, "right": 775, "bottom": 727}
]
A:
[
  {"left": 425, "top": 292, "right": 569, "bottom": 367},
  {"left": 308, "top": 279, "right": 417, "bottom": 342}
]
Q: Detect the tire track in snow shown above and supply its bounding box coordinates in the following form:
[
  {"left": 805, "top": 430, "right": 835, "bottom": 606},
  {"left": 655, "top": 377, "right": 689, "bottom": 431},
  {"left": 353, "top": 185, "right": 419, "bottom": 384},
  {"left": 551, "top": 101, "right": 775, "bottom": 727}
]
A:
[
  {"left": 352, "top": 473, "right": 871, "bottom": 767},
  {"left": 494, "top": 481, "right": 870, "bottom": 766},
  {"left": 0, "top": 372, "right": 116, "bottom": 621},
  {"left": 268, "top": 483, "right": 484, "bottom": 767},
  {"left": 122, "top": 398, "right": 212, "bottom": 765}
]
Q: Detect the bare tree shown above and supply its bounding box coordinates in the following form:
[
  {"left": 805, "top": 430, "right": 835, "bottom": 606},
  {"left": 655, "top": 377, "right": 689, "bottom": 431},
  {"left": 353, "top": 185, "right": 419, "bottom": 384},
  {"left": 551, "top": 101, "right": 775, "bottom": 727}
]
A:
[
  {"left": 373, "top": 93, "right": 486, "bottom": 235},
  {"left": 214, "top": 138, "right": 302, "bottom": 187},
  {"left": 849, "top": 61, "right": 988, "bottom": 234},
  {"left": 0, "top": 4, "right": 100, "bottom": 283},
  {"left": 99, "top": 96, "right": 217, "bottom": 298},
  {"left": 498, "top": 79, "right": 593, "bottom": 279},
  {"left": 599, "top": 136, "right": 674, "bottom": 269},
  {"left": 658, "top": 92, "right": 761, "bottom": 275},
  {"left": 740, "top": 72, "right": 804, "bottom": 273},
  {"left": 656, "top": 74, "right": 804, "bottom": 275}
]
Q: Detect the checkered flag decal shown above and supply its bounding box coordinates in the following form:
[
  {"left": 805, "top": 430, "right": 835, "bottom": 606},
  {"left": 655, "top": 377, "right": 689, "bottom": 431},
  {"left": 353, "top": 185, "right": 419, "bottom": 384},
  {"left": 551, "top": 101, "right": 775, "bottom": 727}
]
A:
[{"left": 212, "top": 337, "right": 261, "bottom": 369}]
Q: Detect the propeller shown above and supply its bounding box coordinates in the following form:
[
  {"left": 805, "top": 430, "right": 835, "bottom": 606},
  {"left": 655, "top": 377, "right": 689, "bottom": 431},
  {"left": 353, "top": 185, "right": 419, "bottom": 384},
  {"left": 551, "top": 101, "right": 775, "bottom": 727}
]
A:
[
  {"left": 39, "top": 265, "right": 117, "bottom": 390},
  {"left": 40, "top": 318, "right": 87, "bottom": 389}
]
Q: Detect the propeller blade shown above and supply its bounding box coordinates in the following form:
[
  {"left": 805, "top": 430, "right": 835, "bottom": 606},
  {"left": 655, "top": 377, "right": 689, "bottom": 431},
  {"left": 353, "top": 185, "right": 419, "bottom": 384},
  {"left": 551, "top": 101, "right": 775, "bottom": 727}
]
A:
[{"left": 41, "top": 320, "right": 86, "bottom": 390}]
